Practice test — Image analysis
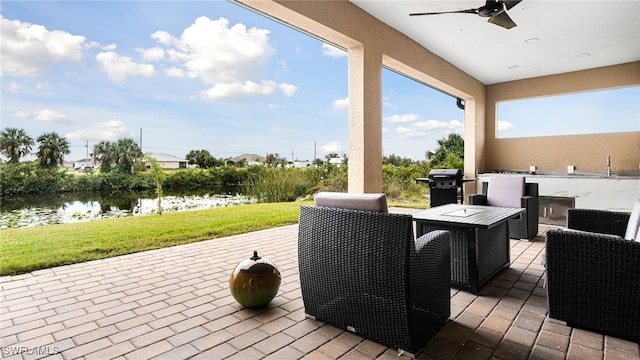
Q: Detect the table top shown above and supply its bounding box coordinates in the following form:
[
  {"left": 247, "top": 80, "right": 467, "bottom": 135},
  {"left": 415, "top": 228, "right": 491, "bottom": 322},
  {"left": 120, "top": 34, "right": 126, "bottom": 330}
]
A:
[{"left": 412, "top": 204, "right": 524, "bottom": 228}]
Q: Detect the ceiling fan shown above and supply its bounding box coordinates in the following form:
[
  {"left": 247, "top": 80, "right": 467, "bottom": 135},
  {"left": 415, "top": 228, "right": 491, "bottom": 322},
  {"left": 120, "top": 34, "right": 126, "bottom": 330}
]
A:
[{"left": 409, "top": 0, "right": 523, "bottom": 29}]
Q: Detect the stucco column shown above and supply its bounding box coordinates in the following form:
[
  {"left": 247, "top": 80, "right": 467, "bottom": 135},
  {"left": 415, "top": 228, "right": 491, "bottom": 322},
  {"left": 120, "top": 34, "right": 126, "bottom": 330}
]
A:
[
  {"left": 463, "top": 97, "right": 485, "bottom": 200},
  {"left": 348, "top": 45, "right": 383, "bottom": 193}
]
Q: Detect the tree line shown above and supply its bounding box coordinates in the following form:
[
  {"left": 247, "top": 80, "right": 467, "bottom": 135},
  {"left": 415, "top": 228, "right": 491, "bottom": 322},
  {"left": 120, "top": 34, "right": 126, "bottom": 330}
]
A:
[{"left": 0, "top": 126, "right": 464, "bottom": 201}]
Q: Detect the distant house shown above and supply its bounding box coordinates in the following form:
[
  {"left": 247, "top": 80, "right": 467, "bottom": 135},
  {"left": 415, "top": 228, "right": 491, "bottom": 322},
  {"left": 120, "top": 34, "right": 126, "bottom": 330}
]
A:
[
  {"left": 231, "top": 154, "right": 265, "bottom": 167},
  {"left": 73, "top": 158, "right": 94, "bottom": 169},
  {"left": 149, "top": 153, "right": 187, "bottom": 169},
  {"left": 291, "top": 161, "right": 313, "bottom": 168}
]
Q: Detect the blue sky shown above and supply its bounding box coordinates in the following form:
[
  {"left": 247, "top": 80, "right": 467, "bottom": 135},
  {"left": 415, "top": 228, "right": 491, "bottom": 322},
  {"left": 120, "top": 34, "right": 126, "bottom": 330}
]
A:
[
  {"left": 1, "top": 0, "right": 465, "bottom": 162},
  {"left": 1, "top": 1, "right": 637, "bottom": 163},
  {"left": 497, "top": 87, "right": 640, "bottom": 138}
]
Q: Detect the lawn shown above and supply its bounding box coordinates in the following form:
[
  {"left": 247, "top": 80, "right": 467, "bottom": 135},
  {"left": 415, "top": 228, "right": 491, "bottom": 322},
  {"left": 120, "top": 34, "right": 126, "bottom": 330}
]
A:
[
  {"left": 0, "top": 201, "right": 309, "bottom": 276},
  {"left": 0, "top": 199, "right": 425, "bottom": 276}
]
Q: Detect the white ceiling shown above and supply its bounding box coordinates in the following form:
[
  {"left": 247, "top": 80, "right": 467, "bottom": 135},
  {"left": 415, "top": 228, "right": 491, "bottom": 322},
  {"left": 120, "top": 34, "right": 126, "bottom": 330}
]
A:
[{"left": 350, "top": 0, "right": 640, "bottom": 84}]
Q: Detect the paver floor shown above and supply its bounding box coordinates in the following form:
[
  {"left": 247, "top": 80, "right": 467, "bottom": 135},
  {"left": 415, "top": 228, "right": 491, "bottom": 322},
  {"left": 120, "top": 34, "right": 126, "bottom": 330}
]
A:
[{"left": 1, "top": 208, "right": 638, "bottom": 359}]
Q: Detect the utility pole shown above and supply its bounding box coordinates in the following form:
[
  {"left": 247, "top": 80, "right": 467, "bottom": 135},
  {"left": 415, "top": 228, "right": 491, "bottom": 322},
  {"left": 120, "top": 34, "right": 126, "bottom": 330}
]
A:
[
  {"left": 291, "top": 150, "right": 294, "bottom": 162},
  {"left": 85, "top": 140, "right": 89, "bottom": 161},
  {"left": 139, "top": 128, "right": 143, "bottom": 153}
]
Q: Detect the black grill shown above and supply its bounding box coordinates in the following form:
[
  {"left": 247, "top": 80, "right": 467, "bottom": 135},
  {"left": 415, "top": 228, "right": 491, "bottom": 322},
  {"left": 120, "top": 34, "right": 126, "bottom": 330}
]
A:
[{"left": 427, "top": 169, "right": 464, "bottom": 207}]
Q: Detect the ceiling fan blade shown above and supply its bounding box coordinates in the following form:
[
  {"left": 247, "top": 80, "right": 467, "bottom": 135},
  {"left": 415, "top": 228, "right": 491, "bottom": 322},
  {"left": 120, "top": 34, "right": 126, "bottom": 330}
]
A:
[
  {"left": 501, "top": 0, "right": 523, "bottom": 10},
  {"left": 488, "top": 11, "right": 517, "bottom": 29},
  {"left": 410, "top": 9, "right": 478, "bottom": 16}
]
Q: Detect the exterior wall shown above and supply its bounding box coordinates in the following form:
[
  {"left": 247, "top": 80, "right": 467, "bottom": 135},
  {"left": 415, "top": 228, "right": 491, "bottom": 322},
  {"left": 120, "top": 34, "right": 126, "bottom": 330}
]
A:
[
  {"left": 160, "top": 161, "right": 179, "bottom": 169},
  {"left": 485, "top": 62, "right": 640, "bottom": 174}
]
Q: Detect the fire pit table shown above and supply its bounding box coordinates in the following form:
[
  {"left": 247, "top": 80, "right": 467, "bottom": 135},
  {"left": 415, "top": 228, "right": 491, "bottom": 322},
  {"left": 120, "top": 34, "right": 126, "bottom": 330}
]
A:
[{"left": 413, "top": 204, "right": 524, "bottom": 294}]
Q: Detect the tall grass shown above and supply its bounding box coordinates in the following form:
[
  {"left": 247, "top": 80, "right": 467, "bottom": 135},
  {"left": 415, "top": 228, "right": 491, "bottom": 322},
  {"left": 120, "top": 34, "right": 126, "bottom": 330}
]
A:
[{"left": 244, "top": 167, "right": 321, "bottom": 202}]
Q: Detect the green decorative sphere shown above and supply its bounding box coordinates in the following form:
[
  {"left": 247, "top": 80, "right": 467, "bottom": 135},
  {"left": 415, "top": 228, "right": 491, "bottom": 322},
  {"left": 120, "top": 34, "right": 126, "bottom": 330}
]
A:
[{"left": 229, "top": 251, "right": 281, "bottom": 308}]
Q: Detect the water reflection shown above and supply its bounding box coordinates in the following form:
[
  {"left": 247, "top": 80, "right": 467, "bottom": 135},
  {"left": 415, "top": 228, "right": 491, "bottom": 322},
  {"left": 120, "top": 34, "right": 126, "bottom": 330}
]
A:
[{"left": 0, "top": 188, "right": 254, "bottom": 229}]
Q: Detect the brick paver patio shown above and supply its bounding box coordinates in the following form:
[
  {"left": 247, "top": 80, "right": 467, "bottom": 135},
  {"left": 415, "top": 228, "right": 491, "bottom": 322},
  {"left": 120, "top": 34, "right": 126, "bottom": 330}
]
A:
[{"left": 1, "top": 208, "right": 639, "bottom": 359}]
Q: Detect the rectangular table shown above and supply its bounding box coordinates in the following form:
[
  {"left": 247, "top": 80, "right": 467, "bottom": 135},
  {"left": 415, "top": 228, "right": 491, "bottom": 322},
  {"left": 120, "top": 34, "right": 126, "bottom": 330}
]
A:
[{"left": 413, "top": 204, "right": 525, "bottom": 294}]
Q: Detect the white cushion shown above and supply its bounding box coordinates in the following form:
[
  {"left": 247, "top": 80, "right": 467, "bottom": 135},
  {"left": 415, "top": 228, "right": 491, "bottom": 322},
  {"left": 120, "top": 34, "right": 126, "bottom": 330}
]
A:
[
  {"left": 623, "top": 198, "right": 640, "bottom": 241},
  {"left": 314, "top": 192, "right": 388, "bottom": 213},
  {"left": 486, "top": 177, "right": 525, "bottom": 208}
]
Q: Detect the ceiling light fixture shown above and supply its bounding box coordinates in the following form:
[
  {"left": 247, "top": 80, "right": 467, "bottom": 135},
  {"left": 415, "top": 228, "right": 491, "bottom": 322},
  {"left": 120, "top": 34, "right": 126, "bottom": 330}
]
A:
[
  {"left": 577, "top": 52, "right": 591, "bottom": 58},
  {"left": 524, "top": 37, "right": 540, "bottom": 44},
  {"left": 507, "top": 65, "right": 520, "bottom": 70}
]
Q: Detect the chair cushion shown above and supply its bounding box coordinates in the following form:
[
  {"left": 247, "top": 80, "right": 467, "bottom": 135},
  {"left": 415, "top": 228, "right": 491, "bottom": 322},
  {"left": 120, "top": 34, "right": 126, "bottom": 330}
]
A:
[
  {"left": 314, "top": 192, "right": 388, "bottom": 213},
  {"left": 486, "top": 177, "right": 525, "bottom": 208},
  {"left": 623, "top": 198, "right": 640, "bottom": 241}
]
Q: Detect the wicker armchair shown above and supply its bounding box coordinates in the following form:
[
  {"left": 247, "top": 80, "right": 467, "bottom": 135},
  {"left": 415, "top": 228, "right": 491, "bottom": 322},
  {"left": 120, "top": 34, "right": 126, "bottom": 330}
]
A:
[
  {"left": 545, "top": 208, "right": 640, "bottom": 342},
  {"left": 468, "top": 177, "right": 539, "bottom": 239},
  {"left": 298, "top": 205, "right": 451, "bottom": 356}
]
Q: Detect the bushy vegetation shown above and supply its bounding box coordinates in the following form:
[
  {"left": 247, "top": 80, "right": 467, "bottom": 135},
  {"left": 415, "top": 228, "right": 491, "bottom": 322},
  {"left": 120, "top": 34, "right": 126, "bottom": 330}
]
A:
[
  {"left": 1, "top": 125, "right": 464, "bottom": 204},
  {"left": 244, "top": 165, "right": 336, "bottom": 202}
]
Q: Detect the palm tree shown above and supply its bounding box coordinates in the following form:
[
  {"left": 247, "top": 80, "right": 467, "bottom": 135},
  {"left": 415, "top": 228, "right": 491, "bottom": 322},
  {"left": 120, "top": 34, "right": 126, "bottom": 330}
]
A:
[
  {"left": 93, "top": 140, "right": 115, "bottom": 173},
  {"left": 113, "top": 138, "right": 142, "bottom": 174},
  {"left": 36, "top": 132, "right": 71, "bottom": 168},
  {"left": 0, "top": 127, "right": 34, "bottom": 163},
  {"left": 93, "top": 138, "right": 142, "bottom": 174}
]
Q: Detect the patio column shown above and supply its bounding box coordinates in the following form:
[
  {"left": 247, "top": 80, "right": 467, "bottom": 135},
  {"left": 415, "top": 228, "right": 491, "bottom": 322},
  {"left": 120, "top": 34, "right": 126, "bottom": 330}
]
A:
[
  {"left": 463, "top": 97, "right": 484, "bottom": 198},
  {"left": 348, "top": 44, "right": 383, "bottom": 193}
]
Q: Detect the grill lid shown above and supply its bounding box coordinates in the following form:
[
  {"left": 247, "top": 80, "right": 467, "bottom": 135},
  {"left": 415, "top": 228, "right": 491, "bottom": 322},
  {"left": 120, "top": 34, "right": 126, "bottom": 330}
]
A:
[{"left": 428, "top": 169, "right": 463, "bottom": 179}]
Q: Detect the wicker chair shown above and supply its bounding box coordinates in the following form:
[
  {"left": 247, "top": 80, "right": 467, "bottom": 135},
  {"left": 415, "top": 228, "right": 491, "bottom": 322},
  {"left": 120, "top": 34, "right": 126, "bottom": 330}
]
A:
[
  {"left": 298, "top": 204, "right": 451, "bottom": 357},
  {"left": 468, "top": 177, "right": 539, "bottom": 239},
  {"left": 545, "top": 207, "right": 640, "bottom": 342}
]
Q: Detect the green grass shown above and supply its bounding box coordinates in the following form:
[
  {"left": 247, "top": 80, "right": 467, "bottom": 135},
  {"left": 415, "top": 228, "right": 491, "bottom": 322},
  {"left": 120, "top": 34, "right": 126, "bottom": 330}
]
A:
[
  {"left": 0, "top": 198, "right": 426, "bottom": 277},
  {"left": 0, "top": 201, "right": 311, "bottom": 276}
]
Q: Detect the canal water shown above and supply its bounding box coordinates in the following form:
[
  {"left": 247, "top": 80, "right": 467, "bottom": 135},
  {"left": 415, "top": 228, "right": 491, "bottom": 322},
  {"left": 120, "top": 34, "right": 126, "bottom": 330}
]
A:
[{"left": 0, "top": 188, "right": 254, "bottom": 229}]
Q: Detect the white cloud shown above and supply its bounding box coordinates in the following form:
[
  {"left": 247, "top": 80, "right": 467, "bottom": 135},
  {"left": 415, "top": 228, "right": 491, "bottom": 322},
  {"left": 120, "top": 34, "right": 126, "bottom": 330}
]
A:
[
  {"left": 96, "top": 51, "right": 156, "bottom": 82},
  {"left": 100, "top": 43, "right": 117, "bottom": 51},
  {"left": 413, "top": 119, "right": 463, "bottom": 132},
  {"left": 333, "top": 97, "right": 349, "bottom": 109},
  {"left": 148, "top": 16, "right": 296, "bottom": 100},
  {"left": 12, "top": 111, "right": 31, "bottom": 118},
  {"left": 393, "top": 119, "right": 463, "bottom": 139},
  {"left": 202, "top": 80, "right": 277, "bottom": 100},
  {"left": 384, "top": 113, "right": 419, "bottom": 123},
  {"left": 0, "top": 15, "right": 85, "bottom": 76},
  {"left": 200, "top": 80, "right": 296, "bottom": 100},
  {"left": 278, "top": 83, "right": 298, "bottom": 97},
  {"left": 83, "top": 41, "right": 100, "bottom": 50},
  {"left": 320, "top": 141, "right": 342, "bottom": 154},
  {"left": 164, "top": 67, "right": 186, "bottom": 78},
  {"left": 159, "top": 17, "right": 274, "bottom": 84},
  {"left": 138, "top": 46, "right": 165, "bottom": 61},
  {"left": 498, "top": 120, "right": 514, "bottom": 131},
  {"left": 321, "top": 43, "right": 347, "bottom": 58},
  {"left": 34, "top": 109, "right": 69, "bottom": 123},
  {"left": 10, "top": 109, "right": 69, "bottom": 124},
  {"left": 396, "top": 126, "right": 427, "bottom": 138},
  {"left": 151, "top": 30, "right": 173, "bottom": 45},
  {"left": 66, "top": 119, "right": 128, "bottom": 142},
  {"left": 383, "top": 99, "right": 399, "bottom": 110}
]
